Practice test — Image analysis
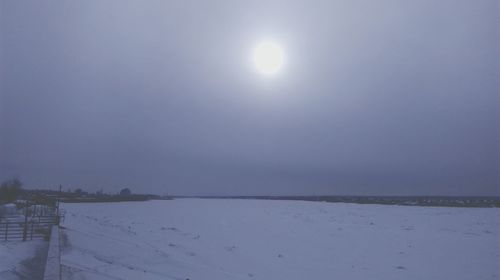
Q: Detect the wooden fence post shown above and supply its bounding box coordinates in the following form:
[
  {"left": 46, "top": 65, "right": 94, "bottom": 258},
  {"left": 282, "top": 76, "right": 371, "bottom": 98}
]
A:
[
  {"left": 23, "top": 201, "right": 29, "bottom": 241},
  {"left": 30, "top": 221, "right": 34, "bottom": 240}
]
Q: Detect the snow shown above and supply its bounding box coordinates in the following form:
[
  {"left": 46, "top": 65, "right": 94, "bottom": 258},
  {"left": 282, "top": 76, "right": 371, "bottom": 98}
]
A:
[
  {"left": 0, "top": 240, "right": 46, "bottom": 279},
  {"left": 60, "top": 199, "right": 500, "bottom": 280}
]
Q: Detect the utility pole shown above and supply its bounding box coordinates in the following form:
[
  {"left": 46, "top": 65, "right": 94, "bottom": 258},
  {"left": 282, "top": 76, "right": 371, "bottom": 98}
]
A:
[{"left": 56, "top": 185, "right": 62, "bottom": 225}]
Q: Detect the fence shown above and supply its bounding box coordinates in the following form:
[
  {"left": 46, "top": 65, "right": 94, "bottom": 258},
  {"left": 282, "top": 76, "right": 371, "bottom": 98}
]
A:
[{"left": 0, "top": 202, "right": 63, "bottom": 241}]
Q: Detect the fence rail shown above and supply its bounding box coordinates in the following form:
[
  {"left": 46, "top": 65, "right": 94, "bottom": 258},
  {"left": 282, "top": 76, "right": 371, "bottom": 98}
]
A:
[
  {"left": 0, "top": 203, "right": 63, "bottom": 241},
  {"left": 1, "top": 221, "right": 50, "bottom": 241}
]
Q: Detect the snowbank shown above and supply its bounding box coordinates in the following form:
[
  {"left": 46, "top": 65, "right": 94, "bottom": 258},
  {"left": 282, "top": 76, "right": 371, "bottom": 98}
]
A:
[{"left": 43, "top": 225, "right": 61, "bottom": 280}]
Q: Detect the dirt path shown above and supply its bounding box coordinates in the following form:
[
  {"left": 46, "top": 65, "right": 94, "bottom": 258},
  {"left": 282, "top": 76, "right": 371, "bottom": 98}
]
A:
[
  {"left": 19, "top": 241, "right": 49, "bottom": 280},
  {"left": 0, "top": 240, "right": 48, "bottom": 280}
]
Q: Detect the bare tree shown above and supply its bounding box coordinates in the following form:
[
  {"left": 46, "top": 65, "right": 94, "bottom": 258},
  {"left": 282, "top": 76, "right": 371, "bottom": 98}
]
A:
[
  {"left": 119, "top": 188, "right": 132, "bottom": 196},
  {"left": 0, "top": 177, "right": 23, "bottom": 203}
]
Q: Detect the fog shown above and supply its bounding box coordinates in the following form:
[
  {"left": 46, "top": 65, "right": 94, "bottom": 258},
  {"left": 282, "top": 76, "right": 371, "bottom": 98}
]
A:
[{"left": 1, "top": 0, "right": 498, "bottom": 195}]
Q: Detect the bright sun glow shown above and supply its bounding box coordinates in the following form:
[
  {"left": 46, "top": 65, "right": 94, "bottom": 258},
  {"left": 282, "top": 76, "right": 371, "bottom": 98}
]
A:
[{"left": 253, "top": 41, "right": 285, "bottom": 75}]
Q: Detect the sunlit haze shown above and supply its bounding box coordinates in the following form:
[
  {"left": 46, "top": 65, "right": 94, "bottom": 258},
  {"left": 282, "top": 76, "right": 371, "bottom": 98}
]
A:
[{"left": 252, "top": 41, "right": 285, "bottom": 75}]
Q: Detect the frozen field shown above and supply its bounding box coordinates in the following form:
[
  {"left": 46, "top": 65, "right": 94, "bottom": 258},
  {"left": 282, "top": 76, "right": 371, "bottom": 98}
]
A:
[{"left": 60, "top": 199, "right": 500, "bottom": 280}]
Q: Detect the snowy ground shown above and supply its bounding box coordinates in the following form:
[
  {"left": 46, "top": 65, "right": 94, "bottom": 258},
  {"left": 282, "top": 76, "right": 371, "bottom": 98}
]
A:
[
  {"left": 0, "top": 240, "right": 47, "bottom": 280},
  {"left": 60, "top": 199, "right": 500, "bottom": 280}
]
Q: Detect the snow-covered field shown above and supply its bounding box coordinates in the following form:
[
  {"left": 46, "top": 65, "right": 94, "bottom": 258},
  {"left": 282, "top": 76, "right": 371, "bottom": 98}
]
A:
[{"left": 60, "top": 199, "right": 500, "bottom": 280}]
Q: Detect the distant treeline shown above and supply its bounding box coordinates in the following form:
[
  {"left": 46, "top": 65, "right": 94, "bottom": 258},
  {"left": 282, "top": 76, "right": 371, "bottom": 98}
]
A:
[
  {"left": 0, "top": 177, "right": 173, "bottom": 204},
  {"left": 60, "top": 194, "right": 165, "bottom": 203},
  {"left": 174, "top": 195, "right": 500, "bottom": 208},
  {"left": 19, "top": 189, "right": 170, "bottom": 204}
]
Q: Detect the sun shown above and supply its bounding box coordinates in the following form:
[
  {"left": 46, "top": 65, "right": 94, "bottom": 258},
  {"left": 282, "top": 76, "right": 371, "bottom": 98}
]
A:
[{"left": 252, "top": 41, "right": 285, "bottom": 75}]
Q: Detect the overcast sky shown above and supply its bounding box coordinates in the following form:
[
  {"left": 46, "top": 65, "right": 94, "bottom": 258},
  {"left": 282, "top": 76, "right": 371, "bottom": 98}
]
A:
[{"left": 1, "top": 0, "right": 499, "bottom": 196}]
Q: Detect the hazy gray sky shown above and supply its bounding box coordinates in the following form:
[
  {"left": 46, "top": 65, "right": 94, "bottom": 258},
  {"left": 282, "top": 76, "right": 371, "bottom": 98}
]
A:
[{"left": 1, "top": 0, "right": 499, "bottom": 195}]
